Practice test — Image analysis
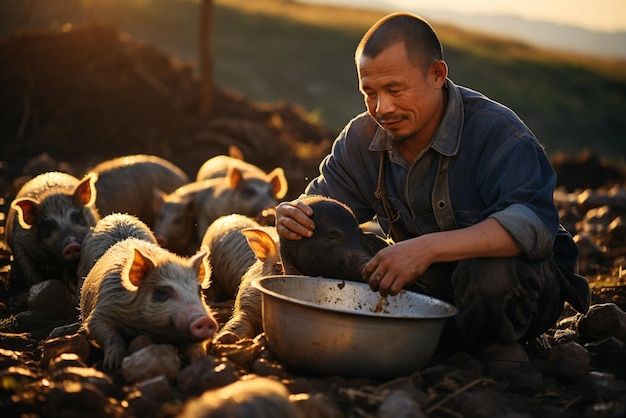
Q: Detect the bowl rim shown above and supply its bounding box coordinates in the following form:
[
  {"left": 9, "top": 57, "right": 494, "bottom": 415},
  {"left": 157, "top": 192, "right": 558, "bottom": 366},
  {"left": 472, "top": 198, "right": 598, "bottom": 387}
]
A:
[{"left": 251, "top": 275, "right": 458, "bottom": 320}]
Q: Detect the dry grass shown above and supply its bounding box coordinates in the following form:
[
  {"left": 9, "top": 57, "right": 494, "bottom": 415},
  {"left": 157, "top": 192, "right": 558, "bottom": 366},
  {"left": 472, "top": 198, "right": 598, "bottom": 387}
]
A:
[{"left": 216, "top": 0, "right": 384, "bottom": 32}]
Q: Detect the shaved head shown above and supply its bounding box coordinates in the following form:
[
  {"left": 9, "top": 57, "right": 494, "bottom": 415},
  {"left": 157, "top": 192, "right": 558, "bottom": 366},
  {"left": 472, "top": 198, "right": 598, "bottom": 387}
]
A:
[{"left": 356, "top": 12, "right": 443, "bottom": 73}]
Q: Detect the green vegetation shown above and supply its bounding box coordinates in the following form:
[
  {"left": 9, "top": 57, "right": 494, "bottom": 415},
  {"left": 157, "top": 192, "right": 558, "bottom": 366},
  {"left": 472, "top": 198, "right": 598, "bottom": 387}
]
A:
[{"left": 2, "top": 0, "right": 625, "bottom": 159}]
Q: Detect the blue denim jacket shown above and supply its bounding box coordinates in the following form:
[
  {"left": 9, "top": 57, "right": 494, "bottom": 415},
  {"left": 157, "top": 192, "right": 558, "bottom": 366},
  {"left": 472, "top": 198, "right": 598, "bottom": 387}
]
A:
[{"left": 306, "top": 79, "right": 562, "bottom": 262}]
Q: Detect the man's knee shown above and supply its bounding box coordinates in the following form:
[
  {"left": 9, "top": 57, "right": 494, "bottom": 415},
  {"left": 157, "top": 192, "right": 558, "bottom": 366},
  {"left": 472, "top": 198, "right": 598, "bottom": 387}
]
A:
[{"left": 451, "top": 257, "right": 561, "bottom": 346}]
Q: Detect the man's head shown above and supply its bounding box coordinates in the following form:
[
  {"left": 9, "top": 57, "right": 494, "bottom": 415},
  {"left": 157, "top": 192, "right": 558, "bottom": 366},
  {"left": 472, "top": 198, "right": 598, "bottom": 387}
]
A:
[
  {"left": 356, "top": 12, "right": 443, "bottom": 74},
  {"left": 356, "top": 13, "right": 448, "bottom": 151}
]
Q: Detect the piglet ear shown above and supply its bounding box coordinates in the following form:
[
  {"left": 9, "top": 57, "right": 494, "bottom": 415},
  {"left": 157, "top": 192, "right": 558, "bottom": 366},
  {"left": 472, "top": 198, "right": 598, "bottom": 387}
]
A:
[
  {"left": 241, "top": 228, "right": 278, "bottom": 262},
  {"left": 122, "top": 247, "right": 156, "bottom": 290},
  {"left": 12, "top": 198, "right": 40, "bottom": 229},
  {"left": 152, "top": 189, "right": 167, "bottom": 213},
  {"left": 190, "top": 250, "right": 209, "bottom": 287},
  {"left": 227, "top": 166, "right": 244, "bottom": 189},
  {"left": 74, "top": 173, "right": 97, "bottom": 207},
  {"left": 228, "top": 144, "right": 244, "bottom": 160},
  {"left": 267, "top": 167, "right": 288, "bottom": 199}
]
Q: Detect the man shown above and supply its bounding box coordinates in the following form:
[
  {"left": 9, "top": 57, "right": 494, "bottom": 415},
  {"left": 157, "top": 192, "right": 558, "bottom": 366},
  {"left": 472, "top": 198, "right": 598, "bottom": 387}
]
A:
[{"left": 275, "top": 12, "right": 589, "bottom": 371}]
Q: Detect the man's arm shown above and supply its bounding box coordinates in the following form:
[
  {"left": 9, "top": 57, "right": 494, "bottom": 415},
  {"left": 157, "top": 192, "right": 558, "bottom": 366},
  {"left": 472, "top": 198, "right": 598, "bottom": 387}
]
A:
[{"left": 363, "top": 217, "right": 522, "bottom": 296}]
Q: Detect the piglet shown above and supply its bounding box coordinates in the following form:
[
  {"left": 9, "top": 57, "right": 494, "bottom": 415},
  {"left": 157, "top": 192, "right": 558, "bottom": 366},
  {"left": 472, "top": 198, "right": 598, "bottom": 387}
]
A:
[
  {"left": 86, "top": 154, "right": 189, "bottom": 228},
  {"left": 213, "top": 195, "right": 389, "bottom": 344},
  {"left": 279, "top": 195, "right": 390, "bottom": 281},
  {"left": 79, "top": 238, "right": 217, "bottom": 369},
  {"left": 201, "top": 214, "right": 277, "bottom": 303},
  {"left": 76, "top": 213, "right": 157, "bottom": 297},
  {"left": 213, "top": 228, "right": 283, "bottom": 344},
  {"left": 6, "top": 171, "right": 99, "bottom": 292}
]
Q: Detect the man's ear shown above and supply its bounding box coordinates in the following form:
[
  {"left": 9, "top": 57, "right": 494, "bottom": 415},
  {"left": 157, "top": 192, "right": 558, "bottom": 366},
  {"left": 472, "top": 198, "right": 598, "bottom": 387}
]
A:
[{"left": 431, "top": 60, "right": 448, "bottom": 86}]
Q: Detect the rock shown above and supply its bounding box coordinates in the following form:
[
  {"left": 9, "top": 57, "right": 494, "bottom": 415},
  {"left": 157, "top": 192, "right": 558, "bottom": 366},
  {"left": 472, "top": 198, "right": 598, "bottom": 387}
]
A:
[
  {"left": 49, "top": 365, "right": 119, "bottom": 399},
  {"left": 578, "top": 303, "right": 626, "bottom": 343},
  {"left": 137, "top": 374, "right": 172, "bottom": 401},
  {"left": 546, "top": 342, "right": 591, "bottom": 380},
  {"left": 378, "top": 389, "right": 427, "bottom": 418},
  {"left": 48, "top": 322, "right": 81, "bottom": 339},
  {"left": 553, "top": 328, "right": 581, "bottom": 344},
  {"left": 127, "top": 374, "right": 174, "bottom": 417},
  {"left": 48, "top": 352, "right": 87, "bottom": 369},
  {"left": 290, "top": 392, "right": 345, "bottom": 418},
  {"left": 0, "top": 331, "right": 37, "bottom": 353},
  {"left": 177, "top": 356, "right": 240, "bottom": 396},
  {"left": 449, "top": 388, "right": 515, "bottom": 418},
  {"left": 40, "top": 333, "right": 91, "bottom": 368},
  {"left": 577, "top": 186, "right": 626, "bottom": 214},
  {"left": 43, "top": 380, "right": 115, "bottom": 418},
  {"left": 582, "top": 371, "right": 626, "bottom": 401},
  {"left": 0, "top": 365, "right": 41, "bottom": 392},
  {"left": 584, "top": 400, "right": 626, "bottom": 418},
  {"left": 251, "top": 356, "right": 291, "bottom": 379},
  {"left": 584, "top": 336, "right": 625, "bottom": 352},
  {"left": 27, "top": 279, "right": 75, "bottom": 319},
  {"left": 128, "top": 335, "right": 156, "bottom": 354},
  {"left": 574, "top": 234, "right": 607, "bottom": 262},
  {"left": 121, "top": 344, "right": 180, "bottom": 383}
]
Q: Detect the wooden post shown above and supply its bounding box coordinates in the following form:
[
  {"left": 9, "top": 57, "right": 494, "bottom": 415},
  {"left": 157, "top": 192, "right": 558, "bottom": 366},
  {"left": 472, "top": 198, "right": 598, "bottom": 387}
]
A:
[{"left": 199, "top": 0, "right": 214, "bottom": 117}]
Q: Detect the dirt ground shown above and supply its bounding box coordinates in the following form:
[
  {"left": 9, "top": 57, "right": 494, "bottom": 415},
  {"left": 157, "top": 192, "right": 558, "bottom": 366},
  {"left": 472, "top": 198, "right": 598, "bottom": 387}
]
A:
[{"left": 1, "top": 23, "right": 626, "bottom": 417}]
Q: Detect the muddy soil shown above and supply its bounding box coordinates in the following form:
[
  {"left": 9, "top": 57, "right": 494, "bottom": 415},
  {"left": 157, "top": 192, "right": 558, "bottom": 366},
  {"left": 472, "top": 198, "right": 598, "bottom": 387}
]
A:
[{"left": 1, "top": 24, "right": 626, "bottom": 418}]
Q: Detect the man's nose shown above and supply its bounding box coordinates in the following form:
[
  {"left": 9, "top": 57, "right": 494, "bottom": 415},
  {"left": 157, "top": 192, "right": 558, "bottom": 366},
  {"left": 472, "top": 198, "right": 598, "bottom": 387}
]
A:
[{"left": 377, "top": 94, "right": 395, "bottom": 115}]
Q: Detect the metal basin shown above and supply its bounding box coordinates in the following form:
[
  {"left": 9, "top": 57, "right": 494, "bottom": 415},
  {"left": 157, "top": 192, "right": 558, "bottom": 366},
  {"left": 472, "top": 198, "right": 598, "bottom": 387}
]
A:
[{"left": 252, "top": 275, "right": 458, "bottom": 379}]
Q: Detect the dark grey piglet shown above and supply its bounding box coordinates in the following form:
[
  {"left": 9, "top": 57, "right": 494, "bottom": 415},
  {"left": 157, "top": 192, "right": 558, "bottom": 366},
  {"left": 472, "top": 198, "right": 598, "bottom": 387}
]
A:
[
  {"left": 279, "top": 195, "right": 390, "bottom": 281},
  {"left": 6, "top": 171, "right": 99, "bottom": 291}
]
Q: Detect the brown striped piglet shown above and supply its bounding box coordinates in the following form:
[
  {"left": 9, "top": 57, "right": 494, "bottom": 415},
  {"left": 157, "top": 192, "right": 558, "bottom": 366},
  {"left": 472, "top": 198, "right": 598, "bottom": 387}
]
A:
[
  {"left": 153, "top": 162, "right": 285, "bottom": 257},
  {"left": 201, "top": 214, "right": 278, "bottom": 304},
  {"left": 213, "top": 227, "right": 283, "bottom": 344},
  {"left": 77, "top": 213, "right": 158, "bottom": 296},
  {"left": 79, "top": 238, "right": 217, "bottom": 369},
  {"left": 85, "top": 154, "right": 189, "bottom": 227}
]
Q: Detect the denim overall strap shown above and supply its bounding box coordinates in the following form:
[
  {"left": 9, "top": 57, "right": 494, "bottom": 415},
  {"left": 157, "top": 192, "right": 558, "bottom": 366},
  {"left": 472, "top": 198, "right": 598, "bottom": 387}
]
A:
[
  {"left": 432, "top": 154, "right": 457, "bottom": 231},
  {"left": 375, "top": 151, "right": 406, "bottom": 242}
]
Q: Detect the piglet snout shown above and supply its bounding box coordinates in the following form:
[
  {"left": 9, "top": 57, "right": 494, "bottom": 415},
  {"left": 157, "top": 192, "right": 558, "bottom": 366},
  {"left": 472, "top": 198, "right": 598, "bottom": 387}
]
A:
[
  {"left": 62, "top": 243, "right": 82, "bottom": 261},
  {"left": 189, "top": 314, "right": 217, "bottom": 340}
]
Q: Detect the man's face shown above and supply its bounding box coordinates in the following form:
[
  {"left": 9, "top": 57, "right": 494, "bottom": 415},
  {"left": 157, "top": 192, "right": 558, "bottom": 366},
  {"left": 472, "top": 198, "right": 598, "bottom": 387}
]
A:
[{"left": 357, "top": 42, "right": 445, "bottom": 145}]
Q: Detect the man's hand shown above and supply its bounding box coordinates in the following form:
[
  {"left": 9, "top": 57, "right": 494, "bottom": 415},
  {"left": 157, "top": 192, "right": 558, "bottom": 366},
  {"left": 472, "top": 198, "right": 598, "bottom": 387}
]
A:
[
  {"left": 275, "top": 200, "right": 315, "bottom": 240},
  {"left": 362, "top": 237, "right": 433, "bottom": 296},
  {"left": 362, "top": 218, "right": 522, "bottom": 296}
]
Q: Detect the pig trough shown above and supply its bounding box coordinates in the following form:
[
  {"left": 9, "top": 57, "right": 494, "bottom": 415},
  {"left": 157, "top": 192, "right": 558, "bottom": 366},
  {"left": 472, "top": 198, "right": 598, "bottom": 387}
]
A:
[{"left": 252, "top": 275, "right": 458, "bottom": 379}]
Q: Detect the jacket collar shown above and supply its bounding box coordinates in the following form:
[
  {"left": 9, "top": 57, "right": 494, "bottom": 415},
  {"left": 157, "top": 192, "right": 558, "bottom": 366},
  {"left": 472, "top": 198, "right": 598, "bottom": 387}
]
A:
[{"left": 368, "top": 78, "right": 462, "bottom": 157}]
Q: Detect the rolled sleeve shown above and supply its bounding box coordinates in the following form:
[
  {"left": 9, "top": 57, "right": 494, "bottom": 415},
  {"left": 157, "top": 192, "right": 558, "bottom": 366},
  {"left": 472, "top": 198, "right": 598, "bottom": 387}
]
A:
[{"left": 489, "top": 203, "right": 554, "bottom": 261}]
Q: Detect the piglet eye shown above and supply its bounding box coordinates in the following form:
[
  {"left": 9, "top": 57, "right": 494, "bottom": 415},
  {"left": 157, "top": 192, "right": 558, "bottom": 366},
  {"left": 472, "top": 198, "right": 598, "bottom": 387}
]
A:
[
  {"left": 70, "top": 209, "right": 88, "bottom": 226},
  {"left": 38, "top": 219, "right": 58, "bottom": 240},
  {"left": 153, "top": 286, "right": 174, "bottom": 302},
  {"left": 240, "top": 187, "right": 257, "bottom": 199}
]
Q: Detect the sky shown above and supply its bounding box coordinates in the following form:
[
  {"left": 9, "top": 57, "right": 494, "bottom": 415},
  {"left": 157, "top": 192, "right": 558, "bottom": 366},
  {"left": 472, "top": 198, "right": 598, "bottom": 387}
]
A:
[{"left": 303, "top": 0, "right": 626, "bottom": 33}]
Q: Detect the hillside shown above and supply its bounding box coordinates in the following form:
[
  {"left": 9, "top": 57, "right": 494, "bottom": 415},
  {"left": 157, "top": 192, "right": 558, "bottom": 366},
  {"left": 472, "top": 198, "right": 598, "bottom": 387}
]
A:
[
  {"left": 1, "top": 0, "right": 625, "bottom": 159},
  {"left": 0, "top": 23, "right": 335, "bottom": 198}
]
